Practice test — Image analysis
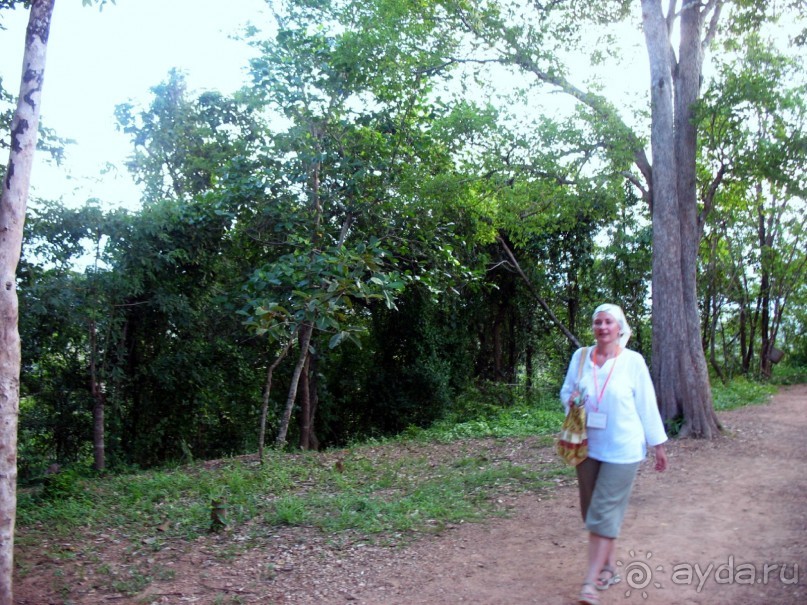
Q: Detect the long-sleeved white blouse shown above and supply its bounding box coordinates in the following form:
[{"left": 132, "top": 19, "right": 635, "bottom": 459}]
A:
[{"left": 560, "top": 346, "right": 668, "bottom": 464}]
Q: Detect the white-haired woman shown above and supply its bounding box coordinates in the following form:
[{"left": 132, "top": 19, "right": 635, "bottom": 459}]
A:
[{"left": 560, "top": 304, "right": 668, "bottom": 605}]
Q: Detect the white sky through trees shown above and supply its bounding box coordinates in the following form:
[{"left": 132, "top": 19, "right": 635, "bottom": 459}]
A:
[{"left": 0, "top": 0, "right": 266, "bottom": 210}]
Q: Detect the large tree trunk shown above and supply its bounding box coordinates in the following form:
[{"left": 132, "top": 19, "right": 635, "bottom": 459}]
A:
[
  {"left": 0, "top": 2, "right": 54, "bottom": 602},
  {"left": 642, "top": 0, "right": 720, "bottom": 438}
]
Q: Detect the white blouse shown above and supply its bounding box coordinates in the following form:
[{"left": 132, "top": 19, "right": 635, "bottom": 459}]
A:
[{"left": 560, "top": 346, "right": 668, "bottom": 464}]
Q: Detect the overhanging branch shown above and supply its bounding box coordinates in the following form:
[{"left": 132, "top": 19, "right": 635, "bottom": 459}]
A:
[{"left": 496, "top": 235, "right": 581, "bottom": 348}]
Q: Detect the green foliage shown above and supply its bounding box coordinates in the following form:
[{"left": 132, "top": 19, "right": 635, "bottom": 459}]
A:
[
  {"left": 696, "top": 33, "right": 807, "bottom": 379},
  {"left": 18, "top": 426, "right": 562, "bottom": 549},
  {"left": 316, "top": 286, "right": 480, "bottom": 443},
  {"left": 768, "top": 362, "right": 807, "bottom": 385},
  {"left": 409, "top": 391, "right": 563, "bottom": 442},
  {"left": 711, "top": 377, "right": 776, "bottom": 411},
  {"left": 115, "top": 69, "right": 263, "bottom": 203},
  {"left": 240, "top": 237, "right": 406, "bottom": 346},
  {"left": 14, "top": 0, "right": 807, "bottom": 475},
  {"left": 40, "top": 466, "right": 93, "bottom": 503}
]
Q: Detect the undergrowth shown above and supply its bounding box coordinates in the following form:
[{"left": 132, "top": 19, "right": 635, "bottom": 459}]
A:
[
  {"left": 711, "top": 377, "right": 777, "bottom": 411},
  {"left": 13, "top": 377, "right": 784, "bottom": 599},
  {"left": 15, "top": 389, "right": 568, "bottom": 598}
]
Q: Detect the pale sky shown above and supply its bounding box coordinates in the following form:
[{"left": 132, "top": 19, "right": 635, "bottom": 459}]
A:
[{"left": 1, "top": 0, "right": 269, "bottom": 210}]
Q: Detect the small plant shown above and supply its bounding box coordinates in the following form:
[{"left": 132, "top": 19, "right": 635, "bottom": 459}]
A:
[
  {"left": 41, "top": 466, "right": 89, "bottom": 503},
  {"left": 268, "top": 495, "right": 308, "bottom": 526}
]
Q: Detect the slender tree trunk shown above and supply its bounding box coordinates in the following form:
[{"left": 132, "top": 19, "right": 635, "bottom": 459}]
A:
[
  {"left": 297, "top": 344, "right": 321, "bottom": 450},
  {"left": 0, "top": 2, "right": 54, "bottom": 601},
  {"left": 298, "top": 345, "right": 312, "bottom": 449},
  {"left": 738, "top": 275, "right": 753, "bottom": 373},
  {"left": 89, "top": 321, "right": 105, "bottom": 471},
  {"left": 756, "top": 198, "right": 774, "bottom": 378},
  {"left": 276, "top": 323, "right": 313, "bottom": 447},
  {"left": 258, "top": 335, "right": 295, "bottom": 462},
  {"left": 642, "top": 0, "right": 720, "bottom": 437}
]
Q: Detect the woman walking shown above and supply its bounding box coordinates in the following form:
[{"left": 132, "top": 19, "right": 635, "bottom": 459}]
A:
[{"left": 560, "top": 304, "right": 668, "bottom": 605}]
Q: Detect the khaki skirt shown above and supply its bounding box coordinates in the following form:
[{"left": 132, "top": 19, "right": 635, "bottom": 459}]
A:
[{"left": 575, "top": 457, "right": 640, "bottom": 539}]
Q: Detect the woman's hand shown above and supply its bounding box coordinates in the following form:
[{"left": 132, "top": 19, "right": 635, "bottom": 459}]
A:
[{"left": 653, "top": 444, "right": 668, "bottom": 472}]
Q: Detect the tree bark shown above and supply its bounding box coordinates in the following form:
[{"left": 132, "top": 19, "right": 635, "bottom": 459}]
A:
[
  {"left": 276, "top": 323, "right": 313, "bottom": 447},
  {"left": 0, "top": 2, "right": 54, "bottom": 602},
  {"left": 258, "top": 335, "right": 295, "bottom": 462},
  {"left": 641, "top": 0, "right": 720, "bottom": 437},
  {"left": 298, "top": 342, "right": 312, "bottom": 449},
  {"left": 89, "top": 321, "right": 105, "bottom": 471}
]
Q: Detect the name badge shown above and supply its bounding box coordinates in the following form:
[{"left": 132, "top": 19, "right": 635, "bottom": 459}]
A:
[{"left": 587, "top": 411, "right": 607, "bottom": 429}]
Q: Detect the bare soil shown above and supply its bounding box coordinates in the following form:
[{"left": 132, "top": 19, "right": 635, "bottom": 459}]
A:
[{"left": 15, "top": 385, "right": 807, "bottom": 605}]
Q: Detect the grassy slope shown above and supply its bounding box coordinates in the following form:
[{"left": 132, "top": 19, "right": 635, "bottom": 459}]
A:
[{"left": 15, "top": 379, "right": 776, "bottom": 598}]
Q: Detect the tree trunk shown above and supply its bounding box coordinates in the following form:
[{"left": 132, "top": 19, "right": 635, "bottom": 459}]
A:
[
  {"left": 756, "top": 196, "right": 774, "bottom": 378},
  {"left": 258, "top": 335, "right": 295, "bottom": 462},
  {"left": 0, "top": 2, "right": 54, "bottom": 601},
  {"left": 276, "top": 323, "right": 313, "bottom": 447},
  {"left": 297, "top": 350, "right": 321, "bottom": 450},
  {"left": 298, "top": 346, "right": 312, "bottom": 450},
  {"left": 641, "top": 0, "right": 720, "bottom": 438},
  {"left": 89, "top": 321, "right": 105, "bottom": 471}
]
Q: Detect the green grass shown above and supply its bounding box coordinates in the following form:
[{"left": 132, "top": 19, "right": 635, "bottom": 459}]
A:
[
  {"left": 408, "top": 391, "right": 565, "bottom": 442},
  {"left": 16, "top": 435, "right": 564, "bottom": 598},
  {"left": 712, "top": 376, "right": 777, "bottom": 411},
  {"left": 14, "top": 376, "right": 784, "bottom": 600}
]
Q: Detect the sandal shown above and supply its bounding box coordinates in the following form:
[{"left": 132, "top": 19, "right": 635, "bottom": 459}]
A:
[
  {"left": 596, "top": 566, "right": 621, "bottom": 591},
  {"left": 578, "top": 582, "right": 600, "bottom": 605}
]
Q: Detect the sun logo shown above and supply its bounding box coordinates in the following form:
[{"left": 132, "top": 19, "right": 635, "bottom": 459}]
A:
[{"left": 616, "top": 550, "right": 665, "bottom": 599}]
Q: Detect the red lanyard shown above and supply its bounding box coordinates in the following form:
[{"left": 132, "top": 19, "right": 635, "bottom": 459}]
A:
[{"left": 591, "top": 349, "right": 619, "bottom": 411}]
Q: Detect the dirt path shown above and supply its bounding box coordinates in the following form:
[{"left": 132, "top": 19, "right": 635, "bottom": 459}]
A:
[
  {"left": 16, "top": 385, "right": 807, "bottom": 604},
  {"left": 341, "top": 384, "right": 807, "bottom": 605}
]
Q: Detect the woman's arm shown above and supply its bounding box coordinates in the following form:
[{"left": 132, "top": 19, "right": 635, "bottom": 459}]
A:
[
  {"left": 632, "top": 354, "right": 668, "bottom": 447},
  {"left": 559, "top": 348, "right": 584, "bottom": 412}
]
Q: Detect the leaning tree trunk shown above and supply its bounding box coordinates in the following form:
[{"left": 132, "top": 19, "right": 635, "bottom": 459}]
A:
[
  {"left": 642, "top": 0, "right": 720, "bottom": 438},
  {"left": 0, "top": 2, "right": 55, "bottom": 602},
  {"left": 275, "top": 323, "right": 313, "bottom": 447},
  {"left": 258, "top": 336, "right": 295, "bottom": 462}
]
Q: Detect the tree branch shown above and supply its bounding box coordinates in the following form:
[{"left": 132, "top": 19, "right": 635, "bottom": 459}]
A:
[{"left": 496, "top": 235, "right": 581, "bottom": 348}]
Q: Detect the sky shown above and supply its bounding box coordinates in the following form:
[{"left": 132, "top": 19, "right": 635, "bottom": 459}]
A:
[{"left": 1, "top": 0, "right": 269, "bottom": 210}]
